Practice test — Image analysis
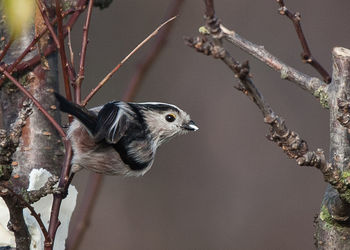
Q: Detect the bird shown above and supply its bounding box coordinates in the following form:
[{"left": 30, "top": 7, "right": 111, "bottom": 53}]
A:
[{"left": 54, "top": 93, "right": 198, "bottom": 177}]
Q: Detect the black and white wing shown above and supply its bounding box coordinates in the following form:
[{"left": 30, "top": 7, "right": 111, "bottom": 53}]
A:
[{"left": 94, "top": 102, "right": 130, "bottom": 144}]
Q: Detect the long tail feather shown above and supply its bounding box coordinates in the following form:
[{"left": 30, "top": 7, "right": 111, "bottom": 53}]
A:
[{"left": 54, "top": 92, "right": 97, "bottom": 133}]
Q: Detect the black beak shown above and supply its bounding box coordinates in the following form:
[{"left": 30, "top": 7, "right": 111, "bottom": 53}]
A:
[{"left": 182, "top": 120, "right": 199, "bottom": 131}]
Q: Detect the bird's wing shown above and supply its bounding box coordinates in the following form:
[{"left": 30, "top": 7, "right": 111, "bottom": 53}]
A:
[{"left": 94, "top": 102, "right": 129, "bottom": 144}]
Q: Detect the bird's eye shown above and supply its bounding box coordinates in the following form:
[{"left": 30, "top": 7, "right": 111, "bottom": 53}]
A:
[{"left": 165, "top": 114, "right": 176, "bottom": 122}]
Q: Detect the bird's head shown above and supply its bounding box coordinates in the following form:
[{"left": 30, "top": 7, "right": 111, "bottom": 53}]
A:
[{"left": 137, "top": 102, "right": 198, "bottom": 145}]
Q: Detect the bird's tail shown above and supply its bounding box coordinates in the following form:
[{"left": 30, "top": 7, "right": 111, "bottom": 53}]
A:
[{"left": 54, "top": 92, "right": 97, "bottom": 133}]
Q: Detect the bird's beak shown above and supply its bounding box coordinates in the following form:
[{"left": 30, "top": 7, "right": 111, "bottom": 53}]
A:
[{"left": 182, "top": 120, "right": 199, "bottom": 131}]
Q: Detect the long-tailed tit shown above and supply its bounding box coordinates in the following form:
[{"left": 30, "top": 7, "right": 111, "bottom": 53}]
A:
[{"left": 55, "top": 93, "right": 198, "bottom": 176}]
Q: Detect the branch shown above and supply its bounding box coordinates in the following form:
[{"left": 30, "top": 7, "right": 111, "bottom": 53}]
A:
[
  {"left": 47, "top": 142, "right": 72, "bottom": 250},
  {"left": 0, "top": 67, "right": 66, "bottom": 138},
  {"left": 66, "top": 27, "right": 78, "bottom": 89},
  {"left": 55, "top": 0, "right": 73, "bottom": 101},
  {"left": 24, "top": 176, "right": 60, "bottom": 204},
  {"left": 75, "top": 0, "right": 94, "bottom": 104},
  {"left": 0, "top": 37, "right": 14, "bottom": 63},
  {"left": 186, "top": 15, "right": 350, "bottom": 214},
  {"left": 65, "top": 173, "right": 103, "bottom": 250},
  {"left": 125, "top": 0, "right": 184, "bottom": 101},
  {"left": 0, "top": 184, "right": 50, "bottom": 247},
  {"left": 220, "top": 25, "right": 327, "bottom": 98},
  {"left": 66, "top": 10, "right": 182, "bottom": 250},
  {"left": 82, "top": 16, "right": 177, "bottom": 106},
  {"left": 35, "top": 0, "right": 61, "bottom": 49},
  {"left": 196, "top": 3, "right": 328, "bottom": 100},
  {"left": 276, "top": 0, "right": 331, "bottom": 83}
]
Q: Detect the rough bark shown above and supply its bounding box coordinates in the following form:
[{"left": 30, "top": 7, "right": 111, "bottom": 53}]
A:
[
  {"left": 0, "top": 4, "right": 62, "bottom": 249},
  {"left": 315, "top": 47, "right": 350, "bottom": 249}
]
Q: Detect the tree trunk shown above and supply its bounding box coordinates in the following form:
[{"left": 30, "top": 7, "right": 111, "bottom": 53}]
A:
[
  {"left": 315, "top": 47, "right": 350, "bottom": 249},
  {"left": 0, "top": 5, "right": 62, "bottom": 249}
]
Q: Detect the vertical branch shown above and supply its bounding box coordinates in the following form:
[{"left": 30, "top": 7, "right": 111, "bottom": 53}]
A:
[
  {"left": 0, "top": 38, "right": 14, "bottom": 62},
  {"left": 55, "top": 0, "right": 73, "bottom": 101},
  {"left": 75, "top": 0, "right": 94, "bottom": 104},
  {"left": 67, "top": 12, "right": 180, "bottom": 249},
  {"left": 204, "top": 0, "right": 215, "bottom": 18},
  {"left": 35, "top": 0, "right": 61, "bottom": 49},
  {"left": 65, "top": 173, "right": 103, "bottom": 250},
  {"left": 46, "top": 141, "right": 72, "bottom": 250},
  {"left": 321, "top": 47, "right": 350, "bottom": 223}
]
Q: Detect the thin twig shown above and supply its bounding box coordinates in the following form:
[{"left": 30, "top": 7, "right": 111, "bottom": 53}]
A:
[
  {"left": 46, "top": 140, "right": 72, "bottom": 250},
  {"left": 65, "top": 0, "right": 89, "bottom": 32},
  {"left": 65, "top": 173, "right": 103, "bottom": 250},
  {"left": 0, "top": 184, "right": 50, "bottom": 245},
  {"left": 82, "top": 16, "right": 177, "bottom": 106},
  {"left": 75, "top": 0, "right": 94, "bottom": 104},
  {"left": 276, "top": 0, "right": 331, "bottom": 83},
  {"left": 220, "top": 25, "right": 327, "bottom": 97},
  {"left": 0, "top": 37, "right": 14, "bottom": 63},
  {"left": 67, "top": 28, "right": 74, "bottom": 69},
  {"left": 35, "top": 0, "right": 61, "bottom": 49},
  {"left": 125, "top": 0, "right": 184, "bottom": 101},
  {"left": 55, "top": 0, "right": 73, "bottom": 101},
  {"left": 67, "top": 13, "right": 180, "bottom": 250},
  {"left": 66, "top": 27, "right": 77, "bottom": 87},
  {"left": 0, "top": 67, "right": 66, "bottom": 138}
]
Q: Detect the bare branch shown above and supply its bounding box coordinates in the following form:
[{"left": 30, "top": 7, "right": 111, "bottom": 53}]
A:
[
  {"left": 55, "top": 0, "right": 73, "bottom": 101},
  {"left": 220, "top": 25, "right": 327, "bottom": 97},
  {"left": 125, "top": 0, "right": 184, "bottom": 101},
  {"left": 46, "top": 142, "right": 72, "bottom": 250},
  {"left": 276, "top": 0, "right": 331, "bottom": 83},
  {"left": 65, "top": 173, "right": 103, "bottom": 250},
  {"left": 25, "top": 176, "right": 60, "bottom": 204},
  {"left": 0, "top": 67, "right": 66, "bottom": 138},
  {"left": 186, "top": 27, "right": 349, "bottom": 211},
  {"left": 204, "top": 0, "right": 215, "bottom": 19},
  {"left": 66, "top": 28, "right": 78, "bottom": 89},
  {"left": 67, "top": 28, "right": 75, "bottom": 71},
  {"left": 75, "top": 0, "right": 94, "bottom": 104},
  {"left": 66, "top": 8, "right": 182, "bottom": 249},
  {"left": 0, "top": 184, "right": 50, "bottom": 247},
  {"left": 0, "top": 37, "right": 14, "bottom": 63},
  {"left": 199, "top": 1, "right": 327, "bottom": 101},
  {"left": 35, "top": 0, "right": 61, "bottom": 49},
  {"left": 82, "top": 16, "right": 177, "bottom": 106}
]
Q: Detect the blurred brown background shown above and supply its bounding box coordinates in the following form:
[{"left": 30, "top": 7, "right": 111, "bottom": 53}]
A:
[{"left": 67, "top": 0, "right": 350, "bottom": 249}]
